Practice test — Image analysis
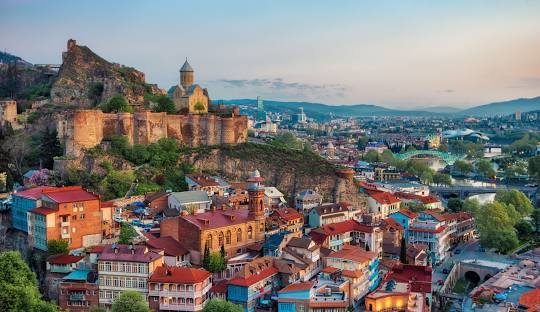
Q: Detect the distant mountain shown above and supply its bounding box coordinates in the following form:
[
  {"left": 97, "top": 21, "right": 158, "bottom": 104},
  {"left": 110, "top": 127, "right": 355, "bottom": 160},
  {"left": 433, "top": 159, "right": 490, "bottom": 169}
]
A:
[
  {"left": 217, "top": 99, "right": 437, "bottom": 120},
  {"left": 458, "top": 97, "right": 540, "bottom": 116},
  {"left": 219, "top": 97, "right": 540, "bottom": 119}
]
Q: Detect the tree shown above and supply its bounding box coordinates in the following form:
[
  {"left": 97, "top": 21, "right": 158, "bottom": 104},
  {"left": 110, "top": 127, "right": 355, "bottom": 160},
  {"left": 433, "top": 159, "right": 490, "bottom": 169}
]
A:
[
  {"left": 202, "top": 243, "right": 210, "bottom": 270},
  {"left": 528, "top": 155, "right": 540, "bottom": 183},
  {"left": 454, "top": 160, "right": 473, "bottom": 176},
  {"left": 102, "top": 94, "right": 132, "bottom": 113},
  {"left": 420, "top": 171, "right": 433, "bottom": 185},
  {"left": 155, "top": 96, "right": 176, "bottom": 114},
  {"left": 111, "top": 291, "right": 149, "bottom": 312},
  {"left": 433, "top": 172, "right": 452, "bottom": 186},
  {"left": 532, "top": 209, "right": 540, "bottom": 233},
  {"left": 477, "top": 159, "right": 496, "bottom": 179},
  {"left": 475, "top": 202, "right": 519, "bottom": 253},
  {"left": 357, "top": 136, "right": 369, "bottom": 150},
  {"left": 0, "top": 251, "right": 59, "bottom": 312},
  {"left": 99, "top": 170, "right": 135, "bottom": 200},
  {"left": 202, "top": 299, "right": 243, "bottom": 312},
  {"left": 462, "top": 198, "right": 481, "bottom": 214},
  {"left": 495, "top": 189, "right": 533, "bottom": 217},
  {"left": 90, "top": 307, "right": 107, "bottom": 312},
  {"left": 447, "top": 198, "right": 463, "bottom": 212},
  {"left": 207, "top": 252, "right": 226, "bottom": 273},
  {"left": 269, "top": 132, "right": 303, "bottom": 150},
  {"left": 194, "top": 101, "right": 206, "bottom": 112},
  {"left": 380, "top": 149, "right": 395, "bottom": 165},
  {"left": 47, "top": 239, "right": 69, "bottom": 256},
  {"left": 39, "top": 128, "right": 63, "bottom": 169},
  {"left": 29, "top": 168, "right": 51, "bottom": 186},
  {"left": 399, "top": 236, "right": 407, "bottom": 264},
  {"left": 363, "top": 150, "right": 379, "bottom": 163},
  {"left": 515, "top": 220, "right": 534, "bottom": 238},
  {"left": 118, "top": 223, "right": 137, "bottom": 244},
  {"left": 88, "top": 82, "right": 104, "bottom": 106}
]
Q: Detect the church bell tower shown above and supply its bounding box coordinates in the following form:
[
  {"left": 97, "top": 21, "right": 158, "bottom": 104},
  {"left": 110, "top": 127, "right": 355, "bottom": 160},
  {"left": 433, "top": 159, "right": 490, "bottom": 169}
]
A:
[
  {"left": 247, "top": 170, "right": 265, "bottom": 220},
  {"left": 180, "top": 58, "right": 194, "bottom": 89}
]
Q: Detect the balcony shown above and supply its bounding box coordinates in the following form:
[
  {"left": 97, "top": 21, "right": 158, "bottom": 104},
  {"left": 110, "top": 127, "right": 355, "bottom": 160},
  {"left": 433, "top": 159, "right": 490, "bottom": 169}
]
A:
[
  {"left": 61, "top": 232, "right": 71, "bottom": 239},
  {"left": 69, "top": 293, "right": 85, "bottom": 301},
  {"left": 159, "top": 303, "right": 204, "bottom": 311}
]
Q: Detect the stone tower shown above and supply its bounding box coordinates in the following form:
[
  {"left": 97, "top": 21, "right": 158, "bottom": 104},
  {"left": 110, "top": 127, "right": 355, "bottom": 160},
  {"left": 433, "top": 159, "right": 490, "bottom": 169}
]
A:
[
  {"left": 180, "top": 59, "right": 194, "bottom": 89},
  {"left": 247, "top": 169, "right": 265, "bottom": 220}
]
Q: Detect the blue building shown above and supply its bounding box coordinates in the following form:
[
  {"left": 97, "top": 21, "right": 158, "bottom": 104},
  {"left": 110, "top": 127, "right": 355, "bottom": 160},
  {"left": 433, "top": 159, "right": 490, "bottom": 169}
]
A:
[
  {"left": 277, "top": 281, "right": 315, "bottom": 312},
  {"left": 11, "top": 186, "right": 55, "bottom": 233},
  {"left": 389, "top": 209, "right": 417, "bottom": 242},
  {"left": 227, "top": 257, "right": 279, "bottom": 312}
]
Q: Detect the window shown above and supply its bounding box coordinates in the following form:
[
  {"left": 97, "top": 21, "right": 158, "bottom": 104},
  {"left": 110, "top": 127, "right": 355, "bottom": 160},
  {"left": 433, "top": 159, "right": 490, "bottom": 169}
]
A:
[
  {"left": 237, "top": 228, "right": 242, "bottom": 242},
  {"left": 248, "top": 226, "right": 253, "bottom": 239},
  {"left": 80, "top": 213, "right": 85, "bottom": 220},
  {"left": 61, "top": 215, "right": 68, "bottom": 222},
  {"left": 72, "top": 215, "right": 77, "bottom": 221},
  {"left": 226, "top": 230, "right": 231, "bottom": 245},
  {"left": 218, "top": 231, "right": 224, "bottom": 246},
  {"left": 153, "top": 297, "right": 158, "bottom": 302},
  {"left": 206, "top": 234, "right": 212, "bottom": 248}
]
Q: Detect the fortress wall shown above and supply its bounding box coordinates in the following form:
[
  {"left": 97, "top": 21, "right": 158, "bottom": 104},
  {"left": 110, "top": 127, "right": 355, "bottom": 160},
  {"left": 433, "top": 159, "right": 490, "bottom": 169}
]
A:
[{"left": 65, "top": 110, "right": 247, "bottom": 156}]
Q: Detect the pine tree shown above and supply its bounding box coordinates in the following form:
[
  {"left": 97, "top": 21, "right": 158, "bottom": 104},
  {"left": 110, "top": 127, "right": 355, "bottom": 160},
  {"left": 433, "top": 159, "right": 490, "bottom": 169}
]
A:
[
  {"left": 39, "top": 127, "right": 63, "bottom": 169},
  {"left": 400, "top": 236, "right": 408, "bottom": 264},
  {"left": 202, "top": 243, "right": 210, "bottom": 270}
]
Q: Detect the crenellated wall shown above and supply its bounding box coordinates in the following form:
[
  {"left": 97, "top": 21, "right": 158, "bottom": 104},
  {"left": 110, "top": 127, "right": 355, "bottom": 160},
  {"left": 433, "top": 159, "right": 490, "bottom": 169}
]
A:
[{"left": 62, "top": 109, "right": 247, "bottom": 156}]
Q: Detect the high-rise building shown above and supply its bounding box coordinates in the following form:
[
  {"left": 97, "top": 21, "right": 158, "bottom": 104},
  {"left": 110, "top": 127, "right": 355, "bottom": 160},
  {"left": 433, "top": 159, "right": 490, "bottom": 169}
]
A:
[
  {"left": 515, "top": 111, "right": 522, "bottom": 121},
  {"left": 257, "top": 96, "right": 266, "bottom": 121}
]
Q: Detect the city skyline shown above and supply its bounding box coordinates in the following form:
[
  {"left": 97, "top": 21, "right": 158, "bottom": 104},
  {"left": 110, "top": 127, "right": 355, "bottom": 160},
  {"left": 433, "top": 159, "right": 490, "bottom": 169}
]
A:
[{"left": 2, "top": 0, "right": 540, "bottom": 108}]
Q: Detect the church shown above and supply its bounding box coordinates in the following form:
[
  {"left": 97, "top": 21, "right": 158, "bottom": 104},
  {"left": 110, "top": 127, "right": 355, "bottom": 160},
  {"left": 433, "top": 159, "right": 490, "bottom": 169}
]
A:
[
  {"left": 160, "top": 170, "right": 267, "bottom": 265},
  {"left": 168, "top": 59, "right": 210, "bottom": 114}
]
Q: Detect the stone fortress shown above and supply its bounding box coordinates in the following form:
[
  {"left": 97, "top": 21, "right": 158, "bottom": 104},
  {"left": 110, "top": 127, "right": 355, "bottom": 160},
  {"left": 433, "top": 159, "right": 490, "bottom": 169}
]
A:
[{"left": 59, "top": 60, "right": 247, "bottom": 157}]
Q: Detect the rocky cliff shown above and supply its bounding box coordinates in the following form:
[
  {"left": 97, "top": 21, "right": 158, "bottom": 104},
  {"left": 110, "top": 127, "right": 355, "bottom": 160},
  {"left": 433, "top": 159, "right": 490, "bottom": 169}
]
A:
[
  {"left": 50, "top": 39, "right": 163, "bottom": 107},
  {"left": 183, "top": 143, "right": 368, "bottom": 209}
]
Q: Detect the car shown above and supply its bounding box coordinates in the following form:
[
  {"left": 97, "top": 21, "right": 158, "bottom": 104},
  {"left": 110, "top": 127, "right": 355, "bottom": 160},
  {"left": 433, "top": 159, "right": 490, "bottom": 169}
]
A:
[
  {"left": 442, "top": 268, "right": 450, "bottom": 274},
  {"left": 454, "top": 249, "right": 461, "bottom": 254}
]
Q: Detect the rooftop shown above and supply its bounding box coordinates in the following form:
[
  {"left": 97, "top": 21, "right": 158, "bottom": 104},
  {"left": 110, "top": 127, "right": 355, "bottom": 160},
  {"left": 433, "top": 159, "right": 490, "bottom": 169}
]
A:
[
  {"left": 146, "top": 236, "right": 188, "bottom": 256},
  {"left": 99, "top": 244, "right": 163, "bottom": 263},
  {"left": 13, "top": 186, "right": 58, "bottom": 200},
  {"left": 149, "top": 266, "right": 211, "bottom": 284},
  {"left": 48, "top": 254, "right": 85, "bottom": 265},
  {"left": 42, "top": 186, "right": 99, "bottom": 203}
]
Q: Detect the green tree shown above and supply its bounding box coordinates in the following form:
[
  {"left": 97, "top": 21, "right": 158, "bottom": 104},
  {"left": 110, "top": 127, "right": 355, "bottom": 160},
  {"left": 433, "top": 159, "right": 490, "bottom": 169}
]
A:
[
  {"left": 207, "top": 252, "right": 226, "bottom": 273},
  {"left": 515, "top": 219, "right": 534, "bottom": 238},
  {"left": 47, "top": 239, "right": 69, "bottom": 256},
  {"left": 495, "top": 189, "right": 533, "bottom": 217},
  {"left": 202, "top": 299, "right": 243, "bottom": 312},
  {"left": 380, "top": 149, "right": 395, "bottom": 165},
  {"left": 454, "top": 160, "right": 473, "bottom": 176},
  {"left": 528, "top": 155, "right": 540, "bottom": 183},
  {"left": 476, "top": 159, "right": 496, "bottom": 178},
  {"left": 447, "top": 198, "right": 463, "bottom": 212},
  {"left": 118, "top": 223, "right": 137, "bottom": 244},
  {"left": 155, "top": 95, "right": 176, "bottom": 114},
  {"left": 39, "top": 128, "right": 63, "bottom": 169},
  {"left": 420, "top": 171, "right": 433, "bottom": 185},
  {"left": 399, "top": 236, "right": 407, "bottom": 264},
  {"left": 90, "top": 307, "right": 107, "bottom": 312},
  {"left": 433, "top": 172, "right": 452, "bottom": 186},
  {"left": 476, "top": 202, "right": 519, "bottom": 253},
  {"left": 269, "top": 132, "right": 303, "bottom": 150},
  {"left": 0, "top": 251, "right": 59, "bottom": 312},
  {"left": 363, "top": 150, "right": 379, "bottom": 163},
  {"left": 202, "top": 243, "right": 210, "bottom": 270},
  {"left": 88, "top": 82, "right": 104, "bottom": 105},
  {"left": 102, "top": 94, "right": 132, "bottom": 113},
  {"left": 462, "top": 198, "right": 481, "bottom": 214},
  {"left": 111, "top": 291, "right": 149, "bottom": 312},
  {"left": 357, "top": 136, "right": 369, "bottom": 150},
  {"left": 194, "top": 101, "right": 206, "bottom": 112},
  {"left": 532, "top": 209, "right": 540, "bottom": 233},
  {"left": 127, "top": 144, "right": 150, "bottom": 165},
  {"left": 99, "top": 170, "right": 135, "bottom": 200}
]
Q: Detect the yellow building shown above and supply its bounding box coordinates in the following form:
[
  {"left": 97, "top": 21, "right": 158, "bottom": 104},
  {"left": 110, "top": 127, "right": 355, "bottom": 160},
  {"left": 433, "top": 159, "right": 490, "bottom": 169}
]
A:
[{"left": 169, "top": 59, "right": 209, "bottom": 114}]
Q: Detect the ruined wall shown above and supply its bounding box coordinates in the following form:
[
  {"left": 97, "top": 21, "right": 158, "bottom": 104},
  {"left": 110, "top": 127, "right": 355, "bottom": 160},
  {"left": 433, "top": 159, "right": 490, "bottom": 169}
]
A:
[
  {"left": 0, "top": 100, "right": 17, "bottom": 126},
  {"left": 64, "top": 109, "right": 248, "bottom": 156}
]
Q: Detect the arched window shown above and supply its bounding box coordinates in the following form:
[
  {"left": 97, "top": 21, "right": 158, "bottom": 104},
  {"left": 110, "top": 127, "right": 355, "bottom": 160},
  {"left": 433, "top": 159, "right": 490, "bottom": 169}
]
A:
[
  {"left": 218, "top": 232, "right": 224, "bottom": 246},
  {"left": 248, "top": 226, "right": 253, "bottom": 239},
  {"left": 226, "top": 230, "right": 231, "bottom": 245},
  {"left": 237, "top": 228, "right": 242, "bottom": 242},
  {"left": 206, "top": 234, "right": 212, "bottom": 248}
]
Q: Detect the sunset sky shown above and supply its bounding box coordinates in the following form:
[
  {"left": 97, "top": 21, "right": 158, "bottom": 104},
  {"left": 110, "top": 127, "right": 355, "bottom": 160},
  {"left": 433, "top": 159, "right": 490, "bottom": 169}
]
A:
[{"left": 1, "top": 0, "right": 539, "bottom": 108}]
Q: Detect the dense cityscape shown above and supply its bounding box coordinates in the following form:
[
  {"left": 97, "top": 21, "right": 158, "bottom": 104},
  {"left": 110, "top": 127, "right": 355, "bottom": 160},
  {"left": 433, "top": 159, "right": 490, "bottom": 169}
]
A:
[{"left": 1, "top": 2, "right": 540, "bottom": 312}]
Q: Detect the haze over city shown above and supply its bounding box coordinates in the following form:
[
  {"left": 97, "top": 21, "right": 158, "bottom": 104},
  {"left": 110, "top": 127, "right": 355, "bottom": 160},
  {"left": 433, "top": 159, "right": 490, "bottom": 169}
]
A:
[{"left": 2, "top": 0, "right": 540, "bottom": 108}]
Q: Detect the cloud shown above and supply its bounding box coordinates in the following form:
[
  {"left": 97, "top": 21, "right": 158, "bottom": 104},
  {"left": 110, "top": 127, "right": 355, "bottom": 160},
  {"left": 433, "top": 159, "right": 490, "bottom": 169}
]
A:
[{"left": 207, "top": 77, "right": 347, "bottom": 98}]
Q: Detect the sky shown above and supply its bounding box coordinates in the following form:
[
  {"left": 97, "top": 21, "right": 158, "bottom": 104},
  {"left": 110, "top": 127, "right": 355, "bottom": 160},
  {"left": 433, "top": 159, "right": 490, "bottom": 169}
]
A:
[{"left": 1, "top": 0, "right": 540, "bottom": 108}]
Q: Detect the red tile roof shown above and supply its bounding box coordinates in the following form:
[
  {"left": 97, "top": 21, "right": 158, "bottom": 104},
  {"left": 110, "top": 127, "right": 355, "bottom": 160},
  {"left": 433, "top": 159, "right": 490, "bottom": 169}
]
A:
[
  {"left": 395, "top": 192, "right": 440, "bottom": 204},
  {"left": 29, "top": 207, "right": 56, "bottom": 215},
  {"left": 342, "top": 269, "right": 364, "bottom": 278},
  {"left": 210, "top": 279, "right": 228, "bottom": 294},
  {"left": 228, "top": 267, "right": 278, "bottom": 287},
  {"left": 397, "top": 208, "right": 417, "bottom": 219},
  {"left": 14, "top": 186, "right": 58, "bottom": 200},
  {"left": 321, "top": 266, "right": 340, "bottom": 274},
  {"left": 87, "top": 245, "right": 106, "bottom": 254},
  {"left": 47, "top": 254, "right": 84, "bottom": 265},
  {"left": 321, "top": 220, "right": 375, "bottom": 235},
  {"left": 99, "top": 244, "right": 163, "bottom": 263},
  {"left": 327, "top": 245, "right": 377, "bottom": 264},
  {"left": 409, "top": 225, "right": 446, "bottom": 234},
  {"left": 313, "top": 203, "right": 350, "bottom": 216},
  {"left": 271, "top": 208, "right": 303, "bottom": 222},
  {"left": 186, "top": 173, "right": 220, "bottom": 187},
  {"left": 422, "top": 210, "right": 445, "bottom": 222},
  {"left": 179, "top": 208, "right": 254, "bottom": 230},
  {"left": 42, "top": 186, "right": 99, "bottom": 203},
  {"left": 386, "top": 264, "right": 432, "bottom": 293},
  {"left": 146, "top": 236, "right": 188, "bottom": 256},
  {"left": 444, "top": 211, "right": 474, "bottom": 222},
  {"left": 381, "top": 218, "right": 404, "bottom": 231},
  {"left": 367, "top": 191, "right": 400, "bottom": 205},
  {"left": 149, "top": 266, "right": 211, "bottom": 284},
  {"left": 519, "top": 288, "right": 540, "bottom": 311},
  {"left": 279, "top": 281, "right": 315, "bottom": 293}
]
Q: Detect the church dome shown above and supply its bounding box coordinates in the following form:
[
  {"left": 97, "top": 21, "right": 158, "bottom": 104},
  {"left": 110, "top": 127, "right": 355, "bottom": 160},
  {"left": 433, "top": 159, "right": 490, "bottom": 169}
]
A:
[{"left": 180, "top": 59, "right": 194, "bottom": 72}]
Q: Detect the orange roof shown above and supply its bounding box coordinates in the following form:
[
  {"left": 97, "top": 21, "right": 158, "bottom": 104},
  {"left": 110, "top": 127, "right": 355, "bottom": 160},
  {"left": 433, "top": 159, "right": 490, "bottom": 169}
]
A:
[
  {"left": 320, "top": 220, "right": 375, "bottom": 235},
  {"left": 47, "top": 254, "right": 84, "bottom": 265},
  {"left": 368, "top": 191, "right": 400, "bottom": 205},
  {"left": 422, "top": 210, "right": 445, "bottom": 222},
  {"left": 396, "top": 192, "right": 440, "bottom": 204},
  {"left": 519, "top": 288, "right": 540, "bottom": 311},
  {"left": 398, "top": 208, "right": 417, "bottom": 219},
  {"left": 14, "top": 186, "right": 58, "bottom": 200},
  {"left": 272, "top": 207, "right": 303, "bottom": 221},
  {"left": 327, "top": 245, "right": 377, "bottom": 264},
  {"left": 186, "top": 173, "right": 220, "bottom": 187},
  {"left": 321, "top": 266, "right": 340, "bottom": 274},
  {"left": 228, "top": 267, "right": 278, "bottom": 287},
  {"left": 342, "top": 269, "right": 364, "bottom": 278},
  {"left": 29, "top": 207, "right": 56, "bottom": 215},
  {"left": 149, "top": 266, "right": 211, "bottom": 284},
  {"left": 279, "top": 281, "right": 315, "bottom": 293},
  {"left": 409, "top": 225, "right": 446, "bottom": 234},
  {"left": 42, "top": 186, "right": 99, "bottom": 203}
]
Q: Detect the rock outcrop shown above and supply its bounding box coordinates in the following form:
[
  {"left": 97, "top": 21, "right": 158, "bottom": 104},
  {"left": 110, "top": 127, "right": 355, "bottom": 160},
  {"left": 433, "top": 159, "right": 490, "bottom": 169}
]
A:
[
  {"left": 184, "top": 144, "right": 368, "bottom": 209},
  {"left": 51, "top": 39, "right": 163, "bottom": 107}
]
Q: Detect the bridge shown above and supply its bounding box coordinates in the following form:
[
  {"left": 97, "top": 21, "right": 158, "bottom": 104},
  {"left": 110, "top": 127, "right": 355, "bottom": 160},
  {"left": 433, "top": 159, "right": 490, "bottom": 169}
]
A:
[
  {"left": 395, "top": 150, "right": 465, "bottom": 165},
  {"left": 430, "top": 185, "right": 538, "bottom": 200}
]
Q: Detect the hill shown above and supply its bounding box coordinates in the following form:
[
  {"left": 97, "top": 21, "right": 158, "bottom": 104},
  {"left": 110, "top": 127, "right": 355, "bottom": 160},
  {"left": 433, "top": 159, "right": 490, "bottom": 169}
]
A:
[
  {"left": 458, "top": 97, "right": 540, "bottom": 116},
  {"left": 0, "top": 51, "right": 32, "bottom": 66}
]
